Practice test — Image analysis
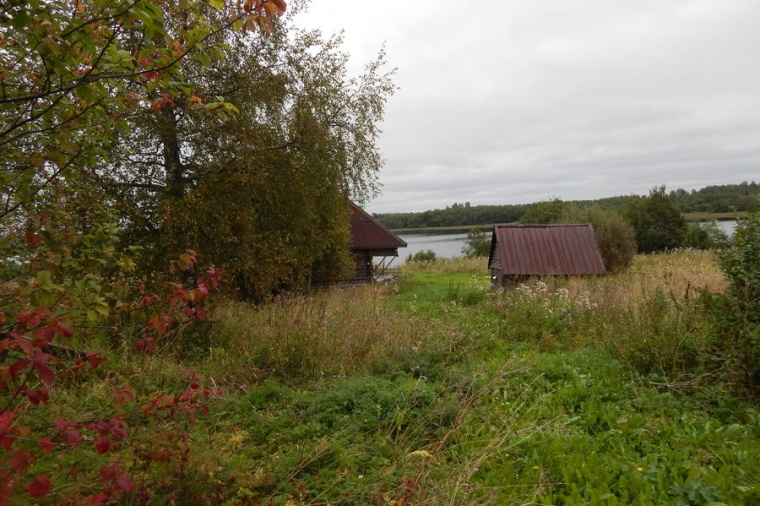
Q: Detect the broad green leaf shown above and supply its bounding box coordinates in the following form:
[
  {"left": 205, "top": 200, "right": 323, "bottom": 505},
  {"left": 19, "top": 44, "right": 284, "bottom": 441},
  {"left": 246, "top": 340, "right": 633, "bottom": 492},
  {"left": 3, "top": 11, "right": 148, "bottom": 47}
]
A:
[{"left": 36, "top": 270, "right": 52, "bottom": 287}]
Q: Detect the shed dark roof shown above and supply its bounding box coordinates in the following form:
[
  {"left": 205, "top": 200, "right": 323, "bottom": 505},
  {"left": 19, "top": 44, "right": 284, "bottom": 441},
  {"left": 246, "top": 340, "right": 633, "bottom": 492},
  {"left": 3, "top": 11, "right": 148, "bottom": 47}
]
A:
[
  {"left": 349, "top": 202, "right": 407, "bottom": 251},
  {"left": 489, "top": 224, "right": 605, "bottom": 275}
]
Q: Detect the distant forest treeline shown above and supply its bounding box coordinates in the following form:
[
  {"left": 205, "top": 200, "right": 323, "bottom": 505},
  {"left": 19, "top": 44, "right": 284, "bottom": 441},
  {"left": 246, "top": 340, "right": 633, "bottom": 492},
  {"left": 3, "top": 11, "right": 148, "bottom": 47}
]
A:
[{"left": 373, "top": 182, "right": 759, "bottom": 229}]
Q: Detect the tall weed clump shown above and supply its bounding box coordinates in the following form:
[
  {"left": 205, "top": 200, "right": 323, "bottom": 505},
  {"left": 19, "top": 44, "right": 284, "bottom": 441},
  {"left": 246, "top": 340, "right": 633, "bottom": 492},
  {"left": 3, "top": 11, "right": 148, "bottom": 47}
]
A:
[
  {"left": 210, "top": 285, "right": 454, "bottom": 384},
  {"left": 708, "top": 212, "right": 760, "bottom": 392},
  {"left": 483, "top": 251, "right": 726, "bottom": 380}
]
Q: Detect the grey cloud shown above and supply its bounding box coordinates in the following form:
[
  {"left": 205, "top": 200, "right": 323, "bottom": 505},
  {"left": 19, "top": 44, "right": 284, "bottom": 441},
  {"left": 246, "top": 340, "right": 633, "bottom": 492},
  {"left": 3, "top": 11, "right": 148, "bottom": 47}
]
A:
[{"left": 298, "top": 0, "right": 760, "bottom": 213}]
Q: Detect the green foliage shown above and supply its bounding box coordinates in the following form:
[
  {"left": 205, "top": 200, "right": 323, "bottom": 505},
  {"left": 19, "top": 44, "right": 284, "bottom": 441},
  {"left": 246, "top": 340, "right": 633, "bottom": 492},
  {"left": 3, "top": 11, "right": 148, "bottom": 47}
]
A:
[
  {"left": 375, "top": 202, "right": 526, "bottom": 229},
  {"left": 461, "top": 227, "right": 491, "bottom": 257},
  {"left": 0, "top": 1, "right": 287, "bottom": 502},
  {"left": 671, "top": 181, "right": 759, "bottom": 213},
  {"left": 519, "top": 197, "right": 566, "bottom": 224},
  {"left": 708, "top": 212, "right": 760, "bottom": 392},
  {"left": 373, "top": 182, "right": 757, "bottom": 230},
  {"left": 406, "top": 249, "right": 438, "bottom": 263},
  {"left": 718, "top": 212, "right": 760, "bottom": 312},
  {"left": 560, "top": 203, "right": 637, "bottom": 273},
  {"left": 107, "top": 19, "right": 394, "bottom": 299},
  {"left": 626, "top": 185, "right": 688, "bottom": 253}
]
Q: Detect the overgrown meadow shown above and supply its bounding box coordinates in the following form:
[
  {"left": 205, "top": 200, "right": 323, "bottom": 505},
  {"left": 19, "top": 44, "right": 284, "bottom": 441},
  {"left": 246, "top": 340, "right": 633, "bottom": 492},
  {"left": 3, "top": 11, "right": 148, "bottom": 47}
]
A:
[{"left": 8, "top": 249, "right": 760, "bottom": 505}]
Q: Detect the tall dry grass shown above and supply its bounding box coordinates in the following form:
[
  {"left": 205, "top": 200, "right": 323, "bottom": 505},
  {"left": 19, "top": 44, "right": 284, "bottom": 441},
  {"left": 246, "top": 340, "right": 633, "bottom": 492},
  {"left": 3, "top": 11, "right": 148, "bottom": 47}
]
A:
[
  {"left": 482, "top": 249, "right": 728, "bottom": 378},
  {"left": 206, "top": 250, "right": 728, "bottom": 388},
  {"left": 208, "top": 284, "right": 461, "bottom": 387},
  {"left": 402, "top": 256, "right": 487, "bottom": 275}
]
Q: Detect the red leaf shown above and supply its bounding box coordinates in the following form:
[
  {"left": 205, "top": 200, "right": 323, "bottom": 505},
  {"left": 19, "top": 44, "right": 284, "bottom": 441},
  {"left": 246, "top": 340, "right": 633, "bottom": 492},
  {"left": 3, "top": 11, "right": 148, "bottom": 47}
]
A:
[
  {"left": 86, "top": 352, "right": 104, "bottom": 368},
  {"left": 114, "top": 474, "right": 133, "bottom": 493},
  {"left": 36, "top": 363, "right": 56, "bottom": 385},
  {"left": 111, "top": 388, "right": 135, "bottom": 406},
  {"left": 56, "top": 320, "right": 73, "bottom": 338},
  {"left": 13, "top": 333, "right": 36, "bottom": 355},
  {"left": 54, "top": 418, "right": 75, "bottom": 432},
  {"left": 34, "top": 327, "right": 54, "bottom": 341},
  {"left": 64, "top": 429, "right": 82, "bottom": 445},
  {"left": 0, "top": 434, "right": 13, "bottom": 451},
  {"left": 94, "top": 436, "right": 110, "bottom": 454},
  {"left": 100, "top": 461, "right": 122, "bottom": 480},
  {"left": 19, "top": 307, "right": 49, "bottom": 330},
  {"left": 88, "top": 492, "right": 109, "bottom": 504},
  {"left": 134, "top": 337, "right": 155, "bottom": 354},
  {"left": 38, "top": 437, "right": 55, "bottom": 454},
  {"left": 32, "top": 351, "right": 54, "bottom": 367},
  {"left": 95, "top": 420, "right": 109, "bottom": 435},
  {"left": 27, "top": 387, "right": 49, "bottom": 405},
  {"left": 109, "top": 426, "right": 128, "bottom": 441},
  {"left": 205, "top": 267, "right": 220, "bottom": 287},
  {"left": 25, "top": 228, "right": 41, "bottom": 245},
  {"left": 8, "top": 449, "right": 34, "bottom": 472},
  {"left": 9, "top": 359, "right": 32, "bottom": 379},
  {"left": 28, "top": 475, "right": 51, "bottom": 499}
]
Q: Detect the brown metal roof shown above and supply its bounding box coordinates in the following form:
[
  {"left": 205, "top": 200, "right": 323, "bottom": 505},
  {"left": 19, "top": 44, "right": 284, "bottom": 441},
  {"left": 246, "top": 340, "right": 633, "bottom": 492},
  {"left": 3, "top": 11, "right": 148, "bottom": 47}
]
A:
[
  {"left": 489, "top": 224, "right": 605, "bottom": 275},
  {"left": 349, "top": 202, "right": 408, "bottom": 251}
]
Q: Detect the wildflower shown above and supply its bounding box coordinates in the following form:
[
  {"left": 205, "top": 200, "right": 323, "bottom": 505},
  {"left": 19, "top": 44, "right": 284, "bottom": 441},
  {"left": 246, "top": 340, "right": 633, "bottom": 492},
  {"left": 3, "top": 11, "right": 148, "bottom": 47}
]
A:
[{"left": 636, "top": 467, "right": 644, "bottom": 472}]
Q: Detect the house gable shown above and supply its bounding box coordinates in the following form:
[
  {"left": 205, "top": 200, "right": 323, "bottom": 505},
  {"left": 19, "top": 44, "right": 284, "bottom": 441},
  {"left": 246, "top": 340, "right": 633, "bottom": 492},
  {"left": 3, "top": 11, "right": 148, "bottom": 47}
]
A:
[{"left": 349, "top": 202, "right": 407, "bottom": 283}]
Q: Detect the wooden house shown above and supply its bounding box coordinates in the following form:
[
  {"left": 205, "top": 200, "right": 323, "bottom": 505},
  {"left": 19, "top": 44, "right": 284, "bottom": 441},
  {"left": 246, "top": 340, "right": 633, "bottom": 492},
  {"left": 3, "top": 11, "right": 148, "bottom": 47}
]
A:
[
  {"left": 488, "top": 224, "right": 605, "bottom": 289},
  {"left": 349, "top": 202, "right": 407, "bottom": 283}
]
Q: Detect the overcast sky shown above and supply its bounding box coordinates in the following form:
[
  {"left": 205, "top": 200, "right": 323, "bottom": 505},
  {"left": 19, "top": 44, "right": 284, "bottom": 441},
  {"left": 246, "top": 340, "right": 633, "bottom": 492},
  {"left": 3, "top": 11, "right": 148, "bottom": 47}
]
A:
[{"left": 295, "top": 1, "right": 760, "bottom": 214}]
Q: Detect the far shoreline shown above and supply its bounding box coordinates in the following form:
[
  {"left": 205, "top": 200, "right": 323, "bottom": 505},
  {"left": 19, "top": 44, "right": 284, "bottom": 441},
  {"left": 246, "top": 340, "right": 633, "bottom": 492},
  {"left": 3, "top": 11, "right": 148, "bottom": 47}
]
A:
[{"left": 390, "top": 212, "right": 745, "bottom": 234}]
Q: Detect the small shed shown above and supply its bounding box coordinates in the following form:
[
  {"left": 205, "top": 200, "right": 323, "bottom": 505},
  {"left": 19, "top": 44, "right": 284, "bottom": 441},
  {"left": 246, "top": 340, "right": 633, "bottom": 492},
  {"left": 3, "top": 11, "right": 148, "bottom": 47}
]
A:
[
  {"left": 488, "top": 224, "right": 605, "bottom": 289},
  {"left": 349, "top": 202, "right": 407, "bottom": 283}
]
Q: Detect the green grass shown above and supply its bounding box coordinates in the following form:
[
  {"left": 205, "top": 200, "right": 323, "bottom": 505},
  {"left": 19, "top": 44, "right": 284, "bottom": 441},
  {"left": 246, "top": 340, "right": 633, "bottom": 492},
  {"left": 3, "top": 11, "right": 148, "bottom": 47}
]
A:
[{"left": 14, "top": 252, "right": 760, "bottom": 505}]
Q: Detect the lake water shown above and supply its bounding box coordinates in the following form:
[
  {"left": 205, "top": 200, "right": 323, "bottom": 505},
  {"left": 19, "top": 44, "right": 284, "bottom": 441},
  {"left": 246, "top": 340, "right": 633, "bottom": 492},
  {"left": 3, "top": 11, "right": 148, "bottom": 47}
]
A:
[
  {"left": 714, "top": 219, "right": 738, "bottom": 236},
  {"left": 394, "top": 231, "right": 471, "bottom": 265},
  {"left": 392, "top": 220, "right": 739, "bottom": 266}
]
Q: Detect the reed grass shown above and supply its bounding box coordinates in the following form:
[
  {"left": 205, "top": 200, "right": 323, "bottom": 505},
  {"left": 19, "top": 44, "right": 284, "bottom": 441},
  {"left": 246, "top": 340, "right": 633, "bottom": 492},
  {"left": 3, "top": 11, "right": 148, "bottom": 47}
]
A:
[{"left": 208, "top": 283, "right": 466, "bottom": 386}]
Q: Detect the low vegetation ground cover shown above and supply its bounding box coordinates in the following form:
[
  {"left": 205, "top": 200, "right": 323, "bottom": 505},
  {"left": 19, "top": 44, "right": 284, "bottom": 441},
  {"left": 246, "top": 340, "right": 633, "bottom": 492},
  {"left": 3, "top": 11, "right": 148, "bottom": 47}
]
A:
[{"left": 8, "top": 249, "right": 760, "bottom": 504}]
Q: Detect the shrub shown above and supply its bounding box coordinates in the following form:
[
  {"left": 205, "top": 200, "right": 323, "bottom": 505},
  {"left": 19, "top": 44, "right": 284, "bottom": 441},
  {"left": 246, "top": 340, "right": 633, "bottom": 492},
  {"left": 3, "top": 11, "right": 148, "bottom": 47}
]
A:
[
  {"left": 625, "top": 186, "right": 688, "bottom": 253},
  {"left": 461, "top": 227, "right": 491, "bottom": 258},
  {"left": 717, "top": 212, "right": 760, "bottom": 311},
  {"left": 708, "top": 212, "right": 760, "bottom": 392},
  {"left": 406, "top": 249, "right": 437, "bottom": 263},
  {"left": 560, "top": 204, "right": 637, "bottom": 273},
  {"left": 685, "top": 221, "right": 730, "bottom": 250}
]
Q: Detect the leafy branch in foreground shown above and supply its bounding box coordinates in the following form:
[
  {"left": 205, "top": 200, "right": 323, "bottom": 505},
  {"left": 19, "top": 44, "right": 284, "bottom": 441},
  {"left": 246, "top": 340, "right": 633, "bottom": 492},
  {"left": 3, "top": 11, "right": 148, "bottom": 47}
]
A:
[{"left": 0, "top": 249, "right": 221, "bottom": 503}]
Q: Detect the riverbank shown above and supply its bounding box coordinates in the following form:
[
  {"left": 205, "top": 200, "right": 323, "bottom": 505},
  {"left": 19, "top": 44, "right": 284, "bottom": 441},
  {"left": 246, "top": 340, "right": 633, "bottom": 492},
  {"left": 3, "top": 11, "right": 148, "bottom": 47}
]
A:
[{"left": 683, "top": 211, "right": 748, "bottom": 222}]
